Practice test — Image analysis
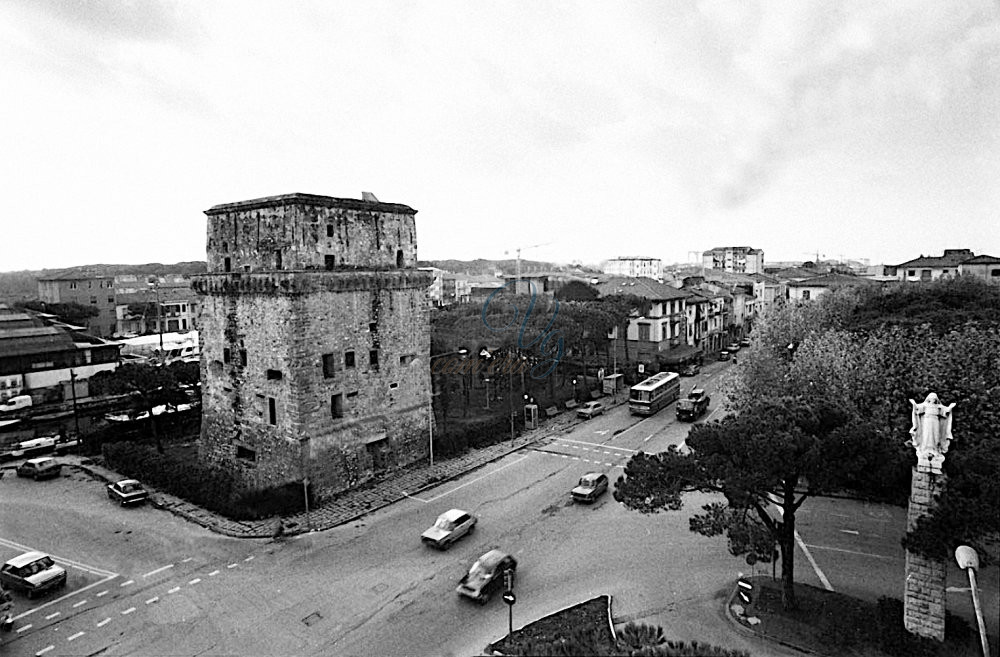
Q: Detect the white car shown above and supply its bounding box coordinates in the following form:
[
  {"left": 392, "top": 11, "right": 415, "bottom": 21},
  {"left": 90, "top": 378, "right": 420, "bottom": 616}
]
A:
[
  {"left": 576, "top": 401, "right": 605, "bottom": 419},
  {"left": 0, "top": 552, "right": 66, "bottom": 599},
  {"left": 421, "top": 509, "right": 477, "bottom": 549}
]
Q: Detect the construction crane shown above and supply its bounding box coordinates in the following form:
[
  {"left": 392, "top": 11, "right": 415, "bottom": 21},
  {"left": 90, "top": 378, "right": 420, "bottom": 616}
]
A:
[{"left": 506, "top": 242, "right": 552, "bottom": 280}]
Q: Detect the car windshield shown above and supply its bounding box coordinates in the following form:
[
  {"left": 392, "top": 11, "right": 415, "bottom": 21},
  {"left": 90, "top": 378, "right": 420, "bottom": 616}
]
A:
[
  {"left": 678, "top": 400, "right": 695, "bottom": 409},
  {"left": 121, "top": 483, "right": 141, "bottom": 493},
  {"left": 433, "top": 517, "right": 455, "bottom": 531}
]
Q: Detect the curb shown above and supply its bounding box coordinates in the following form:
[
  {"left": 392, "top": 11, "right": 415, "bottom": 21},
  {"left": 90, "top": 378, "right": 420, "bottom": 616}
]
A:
[{"left": 723, "top": 579, "right": 819, "bottom": 656}]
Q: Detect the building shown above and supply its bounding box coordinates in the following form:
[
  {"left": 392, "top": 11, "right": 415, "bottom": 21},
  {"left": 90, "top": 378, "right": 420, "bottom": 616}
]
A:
[
  {"left": 115, "top": 275, "right": 200, "bottom": 336},
  {"left": 959, "top": 254, "right": 1000, "bottom": 284},
  {"left": 702, "top": 247, "right": 765, "bottom": 274},
  {"left": 786, "top": 273, "right": 881, "bottom": 301},
  {"left": 894, "top": 249, "right": 975, "bottom": 283},
  {"left": 37, "top": 271, "right": 118, "bottom": 337},
  {"left": 603, "top": 257, "right": 662, "bottom": 279},
  {"left": 192, "top": 192, "right": 432, "bottom": 497}
]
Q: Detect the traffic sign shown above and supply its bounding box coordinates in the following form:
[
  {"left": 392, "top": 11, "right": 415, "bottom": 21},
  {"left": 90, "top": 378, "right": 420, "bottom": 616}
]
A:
[
  {"left": 737, "top": 575, "right": 754, "bottom": 605},
  {"left": 502, "top": 591, "right": 516, "bottom": 606}
]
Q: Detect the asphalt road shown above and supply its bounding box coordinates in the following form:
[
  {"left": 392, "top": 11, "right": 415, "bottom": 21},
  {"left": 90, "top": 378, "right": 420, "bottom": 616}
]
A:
[{"left": 2, "top": 358, "right": 993, "bottom": 656}]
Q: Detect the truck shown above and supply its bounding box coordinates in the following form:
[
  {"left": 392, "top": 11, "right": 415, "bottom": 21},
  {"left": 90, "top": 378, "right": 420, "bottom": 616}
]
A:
[{"left": 676, "top": 388, "right": 710, "bottom": 421}]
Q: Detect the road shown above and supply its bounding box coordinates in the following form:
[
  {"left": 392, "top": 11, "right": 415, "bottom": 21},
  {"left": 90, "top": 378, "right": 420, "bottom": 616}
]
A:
[{"left": 2, "top": 359, "right": 993, "bottom": 656}]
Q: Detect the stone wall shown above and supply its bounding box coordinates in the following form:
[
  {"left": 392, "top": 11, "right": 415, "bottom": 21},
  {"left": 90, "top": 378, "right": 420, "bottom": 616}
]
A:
[{"left": 904, "top": 467, "right": 946, "bottom": 641}]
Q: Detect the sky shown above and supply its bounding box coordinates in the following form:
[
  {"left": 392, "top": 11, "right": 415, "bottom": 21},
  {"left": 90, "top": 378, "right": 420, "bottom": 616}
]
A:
[{"left": 1, "top": 1, "right": 998, "bottom": 272}]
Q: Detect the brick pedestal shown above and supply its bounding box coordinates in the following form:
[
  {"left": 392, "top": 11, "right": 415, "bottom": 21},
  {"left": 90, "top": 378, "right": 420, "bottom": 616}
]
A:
[{"left": 904, "top": 466, "right": 946, "bottom": 641}]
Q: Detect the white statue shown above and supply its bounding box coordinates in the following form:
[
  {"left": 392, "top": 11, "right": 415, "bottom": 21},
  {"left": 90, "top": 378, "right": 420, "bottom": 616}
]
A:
[{"left": 908, "top": 393, "right": 955, "bottom": 473}]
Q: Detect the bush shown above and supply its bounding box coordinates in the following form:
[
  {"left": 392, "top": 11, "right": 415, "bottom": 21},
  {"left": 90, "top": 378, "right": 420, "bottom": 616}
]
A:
[
  {"left": 432, "top": 415, "right": 512, "bottom": 458},
  {"left": 102, "top": 442, "right": 311, "bottom": 520}
]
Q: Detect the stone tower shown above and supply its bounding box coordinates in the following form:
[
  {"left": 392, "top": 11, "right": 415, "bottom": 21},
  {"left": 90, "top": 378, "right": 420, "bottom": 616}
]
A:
[{"left": 192, "top": 193, "right": 432, "bottom": 497}]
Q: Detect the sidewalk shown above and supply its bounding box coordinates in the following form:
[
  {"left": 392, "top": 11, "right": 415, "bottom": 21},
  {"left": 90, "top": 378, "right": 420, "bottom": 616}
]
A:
[{"left": 66, "top": 407, "right": 593, "bottom": 539}]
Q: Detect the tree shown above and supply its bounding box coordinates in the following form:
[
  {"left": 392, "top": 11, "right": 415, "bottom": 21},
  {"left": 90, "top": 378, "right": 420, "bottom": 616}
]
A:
[
  {"left": 18, "top": 299, "right": 99, "bottom": 326},
  {"left": 90, "top": 363, "right": 189, "bottom": 453},
  {"left": 615, "top": 397, "right": 865, "bottom": 610}
]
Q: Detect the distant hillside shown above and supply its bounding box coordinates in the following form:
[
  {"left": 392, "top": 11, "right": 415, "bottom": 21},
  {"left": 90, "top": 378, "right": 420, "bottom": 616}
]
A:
[
  {"left": 419, "top": 259, "right": 586, "bottom": 275},
  {"left": 0, "top": 262, "right": 207, "bottom": 303}
]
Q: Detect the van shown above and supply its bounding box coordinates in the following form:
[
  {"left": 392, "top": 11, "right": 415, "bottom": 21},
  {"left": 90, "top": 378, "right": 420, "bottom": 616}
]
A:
[{"left": 0, "top": 396, "right": 32, "bottom": 414}]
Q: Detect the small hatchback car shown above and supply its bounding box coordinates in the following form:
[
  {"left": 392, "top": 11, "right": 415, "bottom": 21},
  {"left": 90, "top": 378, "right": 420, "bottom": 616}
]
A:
[
  {"left": 576, "top": 401, "right": 605, "bottom": 419},
  {"left": 456, "top": 549, "right": 517, "bottom": 605},
  {"left": 421, "top": 509, "right": 477, "bottom": 549},
  {"left": 571, "top": 472, "right": 609, "bottom": 503},
  {"left": 107, "top": 479, "right": 149, "bottom": 506},
  {"left": 0, "top": 552, "right": 67, "bottom": 598},
  {"left": 15, "top": 457, "right": 62, "bottom": 481}
]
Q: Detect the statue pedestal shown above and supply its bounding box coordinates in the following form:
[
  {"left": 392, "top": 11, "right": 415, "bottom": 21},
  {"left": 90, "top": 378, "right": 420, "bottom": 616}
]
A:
[{"left": 904, "top": 467, "right": 946, "bottom": 641}]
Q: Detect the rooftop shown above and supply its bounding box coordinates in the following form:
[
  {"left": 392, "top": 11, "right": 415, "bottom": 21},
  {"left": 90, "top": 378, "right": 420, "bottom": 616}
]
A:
[
  {"left": 594, "top": 277, "right": 690, "bottom": 301},
  {"left": 205, "top": 192, "right": 417, "bottom": 216}
]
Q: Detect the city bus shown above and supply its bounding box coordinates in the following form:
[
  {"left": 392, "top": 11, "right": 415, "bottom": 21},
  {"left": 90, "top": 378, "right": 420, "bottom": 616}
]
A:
[{"left": 628, "top": 371, "right": 681, "bottom": 416}]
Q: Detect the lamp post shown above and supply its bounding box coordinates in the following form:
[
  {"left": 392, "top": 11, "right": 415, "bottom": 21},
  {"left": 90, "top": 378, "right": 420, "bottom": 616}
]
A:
[{"left": 955, "top": 545, "right": 991, "bottom": 657}]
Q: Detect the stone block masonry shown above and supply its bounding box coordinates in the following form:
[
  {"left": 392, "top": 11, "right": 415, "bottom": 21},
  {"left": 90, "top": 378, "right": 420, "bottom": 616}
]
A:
[
  {"left": 904, "top": 467, "right": 946, "bottom": 641},
  {"left": 193, "top": 193, "right": 432, "bottom": 500}
]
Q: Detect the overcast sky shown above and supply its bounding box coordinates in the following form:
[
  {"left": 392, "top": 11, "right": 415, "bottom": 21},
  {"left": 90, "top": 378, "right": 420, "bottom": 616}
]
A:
[{"left": 2, "top": 1, "right": 998, "bottom": 272}]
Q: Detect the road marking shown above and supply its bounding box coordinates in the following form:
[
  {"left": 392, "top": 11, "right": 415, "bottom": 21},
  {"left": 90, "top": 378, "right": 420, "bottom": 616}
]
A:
[
  {"left": 181, "top": 557, "right": 194, "bottom": 563},
  {"left": 168, "top": 587, "right": 180, "bottom": 594},
  {"left": 594, "top": 430, "right": 609, "bottom": 435},
  {"left": 122, "top": 607, "right": 136, "bottom": 615},
  {"left": 189, "top": 578, "right": 201, "bottom": 585},
  {"left": 570, "top": 444, "right": 580, "bottom": 449},
  {"left": 0, "top": 539, "right": 118, "bottom": 578},
  {"left": 605, "top": 463, "right": 615, "bottom": 467},
  {"left": 409, "top": 454, "right": 531, "bottom": 503},
  {"left": 120, "top": 580, "right": 134, "bottom": 587},
  {"left": 644, "top": 435, "right": 652, "bottom": 442},
  {"left": 839, "top": 529, "right": 859, "bottom": 535},
  {"left": 559, "top": 438, "right": 636, "bottom": 452},
  {"left": 16, "top": 624, "right": 32, "bottom": 633},
  {"left": 72, "top": 599, "right": 87, "bottom": 608},
  {"left": 146, "top": 597, "right": 159, "bottom": 605},
  {"left": 67, "top": 631, "right": 85, "bottom": 641},
  {"left": 560, "top": 454, "right": 568, "bottom": 458},
  {"left": 45, "top": 612, "right": 60, "bottom": 620},
  {"left": 571, "top": 456, "right": 579, "bottom": 460},
  {"left": 97, "top": 618, "right": 111, "bottom": 627},
  {"left": 209, "top": 570, "right": 220, "bottom": 576},
  {"left": 831, "top": 513, "right": 850, "bottom": 518},
  {"left": 803, "top": 543, "right": 898, "bottom": 561},
  {"left": 36, "top": 645, "right": 54, "bottom": 655},
  {"left": 227, "top": 563, "right": 238, "bottom": 569},
  {"left": 143, "top": 564, "right": 173, "bottom": 578},
  {"left": 795, "top": 532, "right": 833, "bottom": 590},
  {"left": 96, "top": 590, "right": 108, "bottom": 597},
  {"left": 244, "top": 556, "right": 254, "bottom": 562}
]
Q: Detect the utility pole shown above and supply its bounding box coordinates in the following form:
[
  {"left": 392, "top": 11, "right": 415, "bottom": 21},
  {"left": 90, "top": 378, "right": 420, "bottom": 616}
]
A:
[{"left": 69, "top": 368, "right": 81, "bottom": 439}]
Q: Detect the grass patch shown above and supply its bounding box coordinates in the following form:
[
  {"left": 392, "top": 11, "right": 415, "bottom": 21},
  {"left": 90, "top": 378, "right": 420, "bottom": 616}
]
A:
[{"left": 746, "top": 578, "right": 976, "bottom": 657}]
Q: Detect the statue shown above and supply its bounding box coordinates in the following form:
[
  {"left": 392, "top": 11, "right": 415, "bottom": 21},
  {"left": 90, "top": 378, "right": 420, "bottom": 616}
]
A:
[{"left": 908, "top": 393, "right": 955, "bottom": 473}]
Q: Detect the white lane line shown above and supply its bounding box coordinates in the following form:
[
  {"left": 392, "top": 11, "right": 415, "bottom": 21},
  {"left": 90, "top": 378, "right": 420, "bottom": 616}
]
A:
[
  {"left": 831, "top": 513, "right": 850, "bottom": 518},
  {"left": 839, "top": 529, "right": 860, "bottom": 535},
  {"left": 244, "top": 556, "right": 254, "bottom": 562},
  {"left": 146, "top": 597, "right": 159, "bottom": 605},
  {"left": 120, "top": 580, "right": 134, "bottom": 587},
  {"left": 181, "top": 557, "right": 194, "bottom": 563},
  {"left": 168, "top": 587, "right": 181, "bottom": 594},
  {"left": 96, "top": 590, "right": 108, "bottom": 597},
  {"left": 227, "top": 563, "right": 238, "bottom": 569},
  {"left": 571, "top": 456, "right": 579, "bottom": 460},
  {"left": 72, "top": 599, "right": 87, "bottom": 608},
  {"left": 570, "top": 444, "right": 579, "bottom": 449},
  {"left": 36, "top": 645, "right": 54, "bottom": 655},
  {"left": 122, "top": 607, "right": 136, "bottom": 615},
  {"left": 16, "top": 624, "right": 32, "bottom": 633},
  {"left": 795, "top": 531, "right": 833, "bottom": 591},
  {"left": 209, "top": 570, "right": 220, "bottom": 576},
  {"left": 143, "top": 564, "right": 174, "bottom": 578},
  {"left": 13, "top": 573, "right": 118, "bottom": 621},
  {"left": 0, "top": 538, "right": 116, "bottom": 578},
  {"left": 97, "top": 618, "right": 111, "bottom": 627},
  {"left": 420, "top": 454, "right": 531, "bottom": 503},
  {"left": 559, "top": 438, "right": 637, "bottom": 452},
  {"left": 45, "top": 612, "right": 60, "bottom": 620},
  {"left": 803, "top": 543, "right": 898, "bottom": 561},
  {"left": 560, "top": 454, "right": 568, "bottom": 458},
  {"left": 605, "top": 463, "right": 615, "bottom": 467},
  {"left": 644, "top": 435, "right": 652, "bottom": 442},
  {"left": 67, "top": 631, "right": 85, "bottom": 641},
  {"left": 188, "top": 578, "right": 201, "bottom": 585}
]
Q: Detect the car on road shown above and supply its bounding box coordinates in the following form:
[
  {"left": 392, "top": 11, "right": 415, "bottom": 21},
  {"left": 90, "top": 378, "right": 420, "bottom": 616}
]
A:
[
  {"left": 717, "top": 350, "right": 731, "bottom": 361},
  {"left": 0, "top": 395, "right": 32, "bottom": 414},
  {"left": 681, "top": 363, "right": 700, "bottom": 377},
  {"left": 421, "top": 509, "right": 477, "bottom": 549},
  {"left": 456, "top": 549, "right": 517, "bottom": 604},
  {"left": 576, "top": 401, "right": 605, "bottom": 419},
  {"left": 15, "top": 457, "right": 62, "bottom": 480},
  {"left": 676, "top": 388, "right": 711, "bottom": 421},
  {"left": 727, "top": 342, "right": 741, "bottom": 352},
  {"left": 740, "top": 337, "right": 751, "bottom": 348},
  {"left": 107, "top": 479, "right": 150, "bottom": 506},
  {"left": 571, "top": 472, "right": 609, "bottom": 503},
  {"left": 0, "top": 552, "right": 67, "bottom": 599}
]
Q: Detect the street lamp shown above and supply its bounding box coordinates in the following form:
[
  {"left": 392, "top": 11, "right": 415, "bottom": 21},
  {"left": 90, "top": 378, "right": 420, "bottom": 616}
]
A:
[{"left": 955, "top": 545, "right": 991, "bottom": 657}]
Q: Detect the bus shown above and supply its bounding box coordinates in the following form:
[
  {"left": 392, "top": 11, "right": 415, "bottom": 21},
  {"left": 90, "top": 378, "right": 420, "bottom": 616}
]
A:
[{"left": 628, "top": 371, "right": 681, "bottom": 416}]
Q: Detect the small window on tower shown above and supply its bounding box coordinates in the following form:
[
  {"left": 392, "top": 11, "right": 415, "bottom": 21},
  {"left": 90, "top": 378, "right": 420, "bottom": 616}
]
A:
[
  {"left": 223, "top": 348, "right": 232, "bottom": 364},
  {"left": 345, "top": 351, "right": 355, "bottom": 368},
  {"left": 331, "top": 393, "right": 344, "bottom": 419},
  {"left": 369, "top": 350, "right": 379, "bottom": 371},
  {"left": 326, "top": 225, "right": 334, "bottom": 238},
  {"left": 266, "top": 369, "right": 282, "bottom": 381},
  {"left": 325, "top": 255, "right": 335, "bottom": 270},
  {"left": 224, "top": 257, "right": 232, "bottom": 272}
]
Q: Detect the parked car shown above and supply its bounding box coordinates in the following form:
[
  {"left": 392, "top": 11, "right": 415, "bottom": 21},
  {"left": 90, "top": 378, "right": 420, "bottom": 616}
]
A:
[
  {"left": 15, "top": 457, "right": 62, "bottom": 480},
  {"left": 740, "top": 337, "right": 751, "bottom": 348},
  {"left": 107, "top": 479, "right": 150, "bottom": 506},
  {"left": 676, "top": 388, "right": 711, "bottom": 421},
  {"left": 6, "top": 437, "right": 56, "bottom": 459},
  {"left": 421, "top": 509, "right": 477, "bottom": 549},
  {"left": 681, "top": 363, "right": 700, "bottom": 377},
  {"left": 0, "top": 396, "right": 32, "bottom": 414},
  {"left": 727, "top": 342, "right": 741, "bottom": 352},
  {"left": 0, "top": 552, "right": 66, "bottom": 599},
  {"left": 571, "top": 472, "right": 609, "bottom": 503},
  {"left": 576, "top": 401, "right": 605, "bottom": 419},
  {"left": 718, "top": 351, "right": 731, "bottom": 361},
  {"left": 456, "top": 549, "right": 517, "bottom": 604}
]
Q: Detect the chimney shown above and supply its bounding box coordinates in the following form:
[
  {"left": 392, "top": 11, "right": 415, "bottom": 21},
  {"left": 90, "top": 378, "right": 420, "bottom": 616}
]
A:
[{"left": 361, "top": 191, "right": 380, "bottom": 203}]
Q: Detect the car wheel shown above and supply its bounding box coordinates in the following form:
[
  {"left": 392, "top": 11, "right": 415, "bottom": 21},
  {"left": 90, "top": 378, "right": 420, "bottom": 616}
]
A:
[{"left": 477, "top": 594, "right": 488, "bottom": 606}]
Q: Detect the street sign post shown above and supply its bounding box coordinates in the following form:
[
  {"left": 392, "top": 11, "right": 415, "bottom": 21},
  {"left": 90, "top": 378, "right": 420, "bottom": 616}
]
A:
[
  {"left": 737, "top": 574, "right": 754, "bottom": 606},
  {"left": 503, "top": 569, "right": 515, "bottom": 636}
]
